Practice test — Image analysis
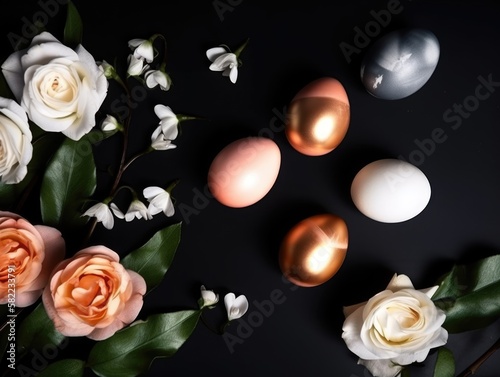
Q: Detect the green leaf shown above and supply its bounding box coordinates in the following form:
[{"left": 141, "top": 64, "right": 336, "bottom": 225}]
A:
[
  {"left": 88, "top": 310, "right": 201, "bottom": 377},
  {"left": 121, "top": 222, "right": 182, "bottom": 293},
  {"left": 433, "top": 347, "right": 455, "bottom": 377},
  {"left": 40, "top": 136, "right": 96, "bottom": 231},
  {"left": 432, "top": 254, "right": 500, "bottom": 332},
  {"left": 0, "top": 131, "right": 64, "bottom": 211},
  {"left": 63, "top": 1, "right": 83, "bottom": 48},
  {"left": 16, "top": 303, "right": 66, "bottom": 359},
  {"left": 37, "top": 359, "right": 86, "bottom": 377}
]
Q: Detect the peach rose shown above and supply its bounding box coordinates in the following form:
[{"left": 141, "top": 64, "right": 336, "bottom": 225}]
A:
[
  {"left": 0, "top": 211, "right": 65, "bottom": 307},
  {"left": 42, "top": 245, "right": 147, "bottom": 340}
]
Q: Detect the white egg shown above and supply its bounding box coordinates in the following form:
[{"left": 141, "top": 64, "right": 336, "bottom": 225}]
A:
[{"left": 350, "top": 159, "right": 431, "bottom": 223}]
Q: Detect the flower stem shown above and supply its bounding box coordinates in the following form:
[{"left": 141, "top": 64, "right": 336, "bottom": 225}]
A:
[
  {"left": 233, "top": 38, "right": 249, "bottom": 59},
  {"left": 83, "top": 73, "right": 133, "bottom": 242},
  {"left": 457, "top": 336, "right": 500, "bottom": 377},
  {"left": 220, "top": 320, "right": 231, "bottom": 334}
]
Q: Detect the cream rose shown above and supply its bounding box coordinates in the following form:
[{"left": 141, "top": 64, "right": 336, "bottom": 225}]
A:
[
  {"left": 42, "top": 245, "right": 146, "bottom": 340},
  {"left": 0, "top": 97, "right": 33, "bottom": 184},
  {"left": 0, "top": 211, "right": 65, "bottom": 307},
  {"left": 342, "top": 274, "right": 448, "bottom": 377},
  {"left": 1, "top": 31, "right": 108, "bottom": 141}
]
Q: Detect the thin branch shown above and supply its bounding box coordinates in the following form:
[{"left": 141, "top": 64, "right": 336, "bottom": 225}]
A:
[{"left": 457, "top": 336, "right": 500, "bottom": 377}]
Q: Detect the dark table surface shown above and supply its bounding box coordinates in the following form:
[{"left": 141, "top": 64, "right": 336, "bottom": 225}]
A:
[{"left": 1, "top": 0, "right": 499, "bottom": 376}]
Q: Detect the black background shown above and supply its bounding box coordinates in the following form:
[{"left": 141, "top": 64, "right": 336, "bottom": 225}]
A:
[{"left": 1, "top": 0, "right": 500, "bottom": 376}]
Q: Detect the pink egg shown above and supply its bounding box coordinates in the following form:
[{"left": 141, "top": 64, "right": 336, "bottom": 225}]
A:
[{"left": 207, "top": 137, "right": 281, "bottom": 208}]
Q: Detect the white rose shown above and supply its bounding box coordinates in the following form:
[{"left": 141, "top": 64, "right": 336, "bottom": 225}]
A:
[
  {"left": 1, "top": 32, "right": 108, "bottom": 141},
  {"left": 0, "top": 97, "right": 33, "bottom": 184},
  {"left": 341, "top": 274, "right": 448, "bottom": 377}
]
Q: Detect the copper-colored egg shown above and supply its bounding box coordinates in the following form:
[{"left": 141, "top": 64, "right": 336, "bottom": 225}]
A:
[
  {"left": 285, "top": 77, "right": 350, "bottom": 156},
  {"left": 279, "top": 214, "right": 348, "bottom": 287}
]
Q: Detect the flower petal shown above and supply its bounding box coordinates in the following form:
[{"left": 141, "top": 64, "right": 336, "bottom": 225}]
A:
[
  {"left": 358, "top": 358, "right": 404, "bottom": 377},
  {"left": 206, "top": 47, "right": 227, "bottom": 61},
  {"left": 386, "top": 274, "right": 414, "bottom": 291},
  {"left": 229, "top": 66, "right": 238, "bottom": 83}
]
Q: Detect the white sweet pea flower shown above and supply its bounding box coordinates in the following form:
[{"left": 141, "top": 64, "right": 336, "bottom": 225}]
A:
[
  {"left": 145, "top": 69, "right": 172, "bottom": 91},
  {"left": 101, "top": 114, "right": 122, "bottom": 132},
  {"left": 199, "top": 285, "right": 219, "bottom": 309},
  {"left": 224, "top": 292, "right": 248, "bottom": 321},
  {"left": 150, "top": 125, "right": 176, "bottom": 151},
  {"left": 207, "top": 48, "right": 238, "bottom": 83},
  {"left": 0, "top": 97, "right": 33, "bottom": 184},
  {"left": 128, "top": 38, "right": 155, "bottom": 63},
  {"left": 206, "top": 39, "right": 248, "bottom": 84},
  {"left": 127, "top": 54, "right": 149, "bottom": 77},
  {"left": 154, "top": 104, "right": 179, "bottom": 138},
  {"left": 124, "top": 199, "right": 152, "bottom": 222},
  {"left": 342, "top": 273, "right": 448, "bottom": 377},
  {"left": 82, "top": 202, "right": 116, "bottom": 230},
  {"left": 143, "top": 186, "right": 175, "bottom": 217}
]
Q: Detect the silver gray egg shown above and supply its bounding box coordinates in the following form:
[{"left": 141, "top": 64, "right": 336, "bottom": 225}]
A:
[{"left": 360, "top": 28, "right": 440, "bottom": 100}]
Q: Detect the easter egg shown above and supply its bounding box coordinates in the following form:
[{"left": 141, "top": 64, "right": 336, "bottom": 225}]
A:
[
  {"left": 285, "top": 77, "right": 350, "bottom": 156},
  {"left": 350, "top": 159, "right": 431, "bottom": 223},
  {"left": 279, "top": 213, "right": 348, "bottom": 287},
  {"left": 207, "top": 137, "right": 281, "bottom": 208},
  {"left": 360, "top": 28, "right": 440, "bottom": 100}
]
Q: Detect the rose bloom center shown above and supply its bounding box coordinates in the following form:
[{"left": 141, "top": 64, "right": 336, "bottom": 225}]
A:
[
  {"left": 0, "top": 230, "right": 39, "bottom": 285},
  {"left": 373, "top": 304, "right": 422, "bottom": 344},
  {"left": 71, "top": 273, "right": 110, "bottom": 308}
]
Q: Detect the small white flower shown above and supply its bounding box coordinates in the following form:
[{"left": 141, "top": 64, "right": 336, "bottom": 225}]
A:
[
  {"left": 154, "top": 104, "right": 179, "bottom": 138},
  {"left": 145, "top": 69, "right": 172, "bottom": 91},
  {"left": 101, "top": 114, "right": 121, "bottom": 132},
  {"left": 128, "top": 38, "right": 154, "bottom": 63},
  {"left": 200, "top": 285, "right": 219, "bottom": 308},
  {"left": 150, "top": 125, "right": 176, "bottom": 151},
  {"left": 124, "top": 199, "right": 152, "bottom": 222},
  {"left": 143, "top": 186, "right": 175, "bottom": 217},
  {"left": 127, "top": 54, "right": 149, "bottom": 77},
  {"left": 82, "top": 202, "right": 115, "bottom": 230},
  {"left": 206, "top": 47, "right": 239, "bottom": 83},
  {"left": 206, "top": 39, "right": 248, "bottom": 84},
  {"left": 224, "top": 292, "right": 248, "bottom": 321},
  {"left": 99, "top": 60, "right": 116, "bottom": 79}
]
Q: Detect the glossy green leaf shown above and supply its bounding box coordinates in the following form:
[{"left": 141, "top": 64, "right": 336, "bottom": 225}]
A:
[
  {"left": 88, "top": 310, "right": 201, "bottom": 377},
  {"left": 37, "top": 359, "right": 86, "bottom": 377},
  {"left": 433, "top": 347, "right": 455, "bottom": 377},
  {"left": 432, "top": 254, "right": 500, "bottom": 332},
  {"left": 16, "top": 303, "right": 66, "bottom": 360},
  {"left": 63, "top": 1, "right": 83, "bottom": 48},
  {"left": 121, "top": 222, "right": 182, "bottom": 293},
  {"left": 40, "top": 136, "right": 96, "bottom": 231},
  {"left": 0, "top": 132, "right": 64, "bottom": 211}
]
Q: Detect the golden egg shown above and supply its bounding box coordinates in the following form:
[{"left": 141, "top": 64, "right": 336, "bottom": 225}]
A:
[
  {"left": 279, "top": 213, "right": 348, "bottom": 287},
  {"left": 285, "top": 77, "right": 350, "bottom": 156}
]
